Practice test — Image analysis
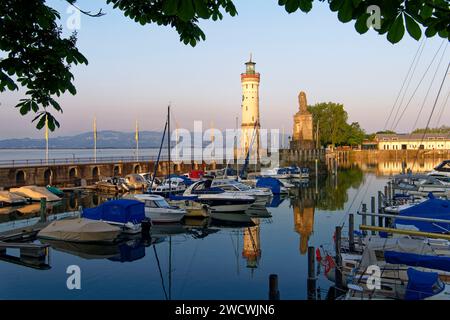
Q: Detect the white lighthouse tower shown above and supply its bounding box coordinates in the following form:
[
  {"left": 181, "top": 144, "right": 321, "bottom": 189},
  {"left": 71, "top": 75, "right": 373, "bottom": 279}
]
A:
[{"left": 240, "top": 54, "right": 260, "bottom": 163}]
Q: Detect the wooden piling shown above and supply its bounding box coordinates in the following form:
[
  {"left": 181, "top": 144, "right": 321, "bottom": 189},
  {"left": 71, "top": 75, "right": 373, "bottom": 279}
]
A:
[
  {"left": 307, "top": 246, "right": 316, "bottom": 300},
  {"left": 371, "top": 196, "right": 376, "bottom": 235},
  {"left": 377, "top": 191, "right": 384, "bottom": 228},
  {"left": 39, "top": 197, "right": 47, "bottom": 223},
  {"left": 361, "top": 203, "right": 367, "bottom": 236},
  {"left": 269, "top": 274, "right": 280, "bottom": 300},
  {"left": 334, "top": 226, "right": 343, "bottom": 290},
  {"left": 349, "top": 214, "right": 355, "bottom": 252}
]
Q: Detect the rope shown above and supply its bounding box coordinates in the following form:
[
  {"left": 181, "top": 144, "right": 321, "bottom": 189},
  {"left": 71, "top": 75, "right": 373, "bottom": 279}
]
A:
[
  {"left": 435, "top": 90, "right": 450, "bottom": 128},
  {"left": 411, "top": 43, "right": 448, "bottom": 131},
  {"left": 383, "top": 38, "right": 426, "bottom": 131},
  {"left": 392, "top": 40, "right": 446, "bottom": 130},
  {"left": 412, "top": 61, "right": 450, "bottom": 171}
]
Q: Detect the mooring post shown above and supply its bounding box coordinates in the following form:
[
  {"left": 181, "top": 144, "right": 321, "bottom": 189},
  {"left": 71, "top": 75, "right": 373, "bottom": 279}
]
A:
[
  {"left": 307, "top": 246, "right": 316, "bottom": 300},
  {"left": 269, "top": 274, "right": 280, "bottom": 300},
  {"left": 78, "top": 206, "right": 83, "bottom": 218},
  {"left": 39, "top": 197, "right": 47, "bottom": 223},
  {"left": 349, "top": 214, "right": 355, "bottom": 252},
  {"left": 378, "top": 191, "right": 384, "bottom": 228},
  {"left": 361, "top": 203, "right": 367, "bottom": 236},
  {"left": 387, "top": 181, "right": 392, "bottom": 205},
  {"left": 371, "top": 196, "right": 376, "bottom": 235},
  {"left": 334, "top": 226, "right": 343, "bottom": 290}
]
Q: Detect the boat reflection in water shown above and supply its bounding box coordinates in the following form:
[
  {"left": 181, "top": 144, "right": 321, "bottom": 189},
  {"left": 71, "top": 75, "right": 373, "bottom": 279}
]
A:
[{"left": 41, "top": 237, "right": 160, "bottom": 263}]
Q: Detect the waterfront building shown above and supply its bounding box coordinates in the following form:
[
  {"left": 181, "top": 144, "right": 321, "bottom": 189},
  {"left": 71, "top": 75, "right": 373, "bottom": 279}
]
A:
[
  {"left": 376, "top": 133, "right": 450, "bottom": 150},
  {"left": 240, "top": 55, "right": 261, "bottom": 161}
]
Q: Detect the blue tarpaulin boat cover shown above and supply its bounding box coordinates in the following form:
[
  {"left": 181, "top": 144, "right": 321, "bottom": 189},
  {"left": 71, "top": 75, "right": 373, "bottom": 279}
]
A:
[
  {"left": 395, "top": 196, "right": 450, "bottom": 233},
  {"left": 256, "top": 177, "right": 282, "bottom": 194},
  {"left": 83, "top": 199, "right": 145, "bottom": 224},
  {"left": 405, "top": 268, "right": 443, "bottom": 300},
  {"left": 384, "top": 250, "right": 450, "bottom": 272}
]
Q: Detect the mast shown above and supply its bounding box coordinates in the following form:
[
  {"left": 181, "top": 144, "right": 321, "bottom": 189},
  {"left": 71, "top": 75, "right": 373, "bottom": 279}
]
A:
[
  {"left": 93, "top": 116, "right": 97, "bottom": 163},
  {"left": 135, "top": 120, "right": 139, "bottom": 161},
  {"left": 235, "top": 116, "right": 239, "bottom": 179}
]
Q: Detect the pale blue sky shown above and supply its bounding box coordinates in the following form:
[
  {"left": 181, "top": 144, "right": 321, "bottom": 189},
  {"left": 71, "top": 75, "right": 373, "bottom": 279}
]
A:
[{"left": 0, "top": 0, "right": 449, "bottom": 139}]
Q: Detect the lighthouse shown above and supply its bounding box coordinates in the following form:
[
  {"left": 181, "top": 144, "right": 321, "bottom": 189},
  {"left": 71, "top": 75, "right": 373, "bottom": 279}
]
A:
[{"left": 240, "top": 54, "right": 260, "bottom": 163}]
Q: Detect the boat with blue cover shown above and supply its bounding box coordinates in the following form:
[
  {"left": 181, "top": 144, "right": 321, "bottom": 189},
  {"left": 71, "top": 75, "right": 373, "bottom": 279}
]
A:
[
  {"left": 256, "top": 177, "right": 289, "bottom": 195},
  {"left": 82, "top": 199, "right": 146, "bottom": 234}
]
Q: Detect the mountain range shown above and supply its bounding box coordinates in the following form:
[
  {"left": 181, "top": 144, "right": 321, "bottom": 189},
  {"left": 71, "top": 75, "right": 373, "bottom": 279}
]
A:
[
  {"left": 0, "top": 131, "right": 164, "bottom": 149},
  {"left": 0, "top": 130, "right": 291, "bottom": 149}
]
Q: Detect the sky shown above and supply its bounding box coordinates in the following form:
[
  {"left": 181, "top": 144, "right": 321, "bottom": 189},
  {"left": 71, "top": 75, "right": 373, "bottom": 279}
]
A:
[{"left": 0, "top": 0, "right": 449, "bottom": 139}]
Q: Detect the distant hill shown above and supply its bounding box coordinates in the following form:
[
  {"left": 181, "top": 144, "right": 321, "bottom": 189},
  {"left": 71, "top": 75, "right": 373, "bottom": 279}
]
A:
[
  {"left": 0, "top": 131, "right": 164, "bottom": 149},
  {"left": 0, "top": 130, "right": 292, "bottom": 149}
]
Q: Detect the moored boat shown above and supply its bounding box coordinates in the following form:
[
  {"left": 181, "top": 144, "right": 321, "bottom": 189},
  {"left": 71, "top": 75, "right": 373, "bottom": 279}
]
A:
[
  {"left": 0, "top": 191, "right": 28, "bottom": 206},
  {"left": 82, "top": 199, "right": 146, "bottom": 234},
  {"left": 37, "top": 218, "right": 121, "bottom": 243},
  {"left": 10, "top": 186, "right": 61, "bottom": 202},
  {"left": 183, "top": 180, "right": 256, "bottom": 213},
  {"left": 132, "top": 194, "right": 186, "bottom": 223}
]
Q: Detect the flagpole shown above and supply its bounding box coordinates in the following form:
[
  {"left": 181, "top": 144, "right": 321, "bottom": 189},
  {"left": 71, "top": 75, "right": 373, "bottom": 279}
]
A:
[
  {"left": 94, "top": 116, "right": 97, "bottom": 163},
  {"left": 135, "top": 120, "right": 139, "bottom": 161},
  {"left": 45, "top": 114, "right": 49, "bottom": 165}
]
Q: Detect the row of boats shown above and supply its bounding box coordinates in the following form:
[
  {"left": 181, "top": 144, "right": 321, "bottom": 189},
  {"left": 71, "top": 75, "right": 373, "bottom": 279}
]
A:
[
  {"left": 36, "top": 170, "right": 305, "bottom": 244},
  {"left": 321, "top": 160, "right": 450, "bottom": 300}
]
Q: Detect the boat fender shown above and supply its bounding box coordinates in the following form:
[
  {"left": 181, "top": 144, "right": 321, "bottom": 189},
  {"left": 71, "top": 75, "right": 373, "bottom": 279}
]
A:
[
  {"left": 323, "top": 255, "right": 335, "bottom": 276},
  {"left": 315, "top": 248, "right": 322, "bottom": 263}
]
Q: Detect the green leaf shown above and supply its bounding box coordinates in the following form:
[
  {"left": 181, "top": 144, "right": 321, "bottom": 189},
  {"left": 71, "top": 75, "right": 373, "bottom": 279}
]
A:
[
  {"left": 438, "top": 29, "right": 448, "bottom": 38},
  {"left": 355, "top": 13, "right": 370, "bottom": 34},
  {"left": 387, "top": 14, "right": 405, "bottom": 44},
  {"left": 163, "top": 0, "right": 179, "bottom": 15},
  {"left": 338, "top": 0, "right": 353, "bottom": 23},
  {"left": 278, "top": 0, "right": 288, "bottom": 5},
  {"left": 420, "top": 4, "right": 433, "bottom": 19},
  {"left": 329, "top": 0, "right": 344, "bottom": 12},
  {"left": 35, "top": 114, "right": 47, "bottom": 130},
  {"left": 404, "top": 14, "right": 422, "bottom": 40},
  {"left": 178, "top": 0, "right": 195, "bottom": 21},
  {"left": 193, "top": 0, "right": 210, "bottom": 19},
  {"left": 299, "top": 0, "right": 313, "bottom": 13},
  {"left": 285, "top": 0, "right": 299, "bottom": 13},
  {"left": 425, "top": 25, "right": 437, "bottom": 37}
]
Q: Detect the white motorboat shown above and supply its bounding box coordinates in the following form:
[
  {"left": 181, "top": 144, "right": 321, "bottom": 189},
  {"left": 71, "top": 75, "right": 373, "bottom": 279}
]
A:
[
  {"left": 0, "top": 191, "right": 28, "bottom": 206},
  {"left": 211, "top": 179, "right": 272, "bottom": 207},
  {"left": 10, "top": 186, "right": 61, "bottom": 202},
  {"left": 150, "top": 177, "right": 188, "bottom": 196},
  {"left": 133, "top": 194, "right": 186, "bottom": 223},
  {"left": 183, "top": 180, "right": 256, "bottom": 213},
  {"left": 428, "top": 160, "right": 450, "bottom": 179}
]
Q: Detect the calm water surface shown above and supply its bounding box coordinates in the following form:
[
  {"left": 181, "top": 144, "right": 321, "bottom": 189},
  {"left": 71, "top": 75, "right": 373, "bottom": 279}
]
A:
[{"left": 0, "top": 166, "right": 393, "bottom": 300}]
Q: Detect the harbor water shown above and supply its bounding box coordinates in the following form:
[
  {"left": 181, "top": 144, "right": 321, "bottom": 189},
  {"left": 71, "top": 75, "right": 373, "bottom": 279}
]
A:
[{"left": 0, "top": 164, "right": 391, "bottom": 300}]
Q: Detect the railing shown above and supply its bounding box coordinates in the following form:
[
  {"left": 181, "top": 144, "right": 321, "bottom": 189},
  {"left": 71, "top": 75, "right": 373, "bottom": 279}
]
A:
[
  {"left": 0, "top": 155, "right": 169, "bottom": 168},
  {"left": 0, "top": 155, "right": 235, "bottom": 168}
]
